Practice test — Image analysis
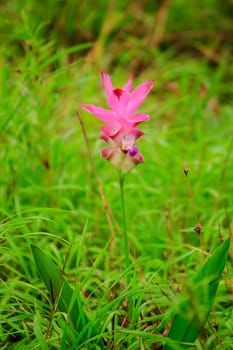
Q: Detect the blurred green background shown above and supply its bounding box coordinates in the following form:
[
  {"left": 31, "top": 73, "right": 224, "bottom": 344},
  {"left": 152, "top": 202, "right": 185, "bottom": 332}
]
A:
[{"left": 1, "top": 0, "right": 232, "bottom": 68}]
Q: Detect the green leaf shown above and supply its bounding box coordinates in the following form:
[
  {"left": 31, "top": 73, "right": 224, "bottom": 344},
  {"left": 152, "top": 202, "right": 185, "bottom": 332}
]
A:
[
  {"left": 34, "top": 312, "right": 50, "bottom": 350},
  {"left": 31, "top": 244, "right": 103, "bottom": 347},
  {"left": 164, "top": 237, "right": 230, "bottom": 349}
]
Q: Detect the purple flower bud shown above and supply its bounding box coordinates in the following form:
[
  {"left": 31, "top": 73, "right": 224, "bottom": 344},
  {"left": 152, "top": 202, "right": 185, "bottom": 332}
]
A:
[{"left": 128, "top": 146, "right": 138, "bottom": 157}]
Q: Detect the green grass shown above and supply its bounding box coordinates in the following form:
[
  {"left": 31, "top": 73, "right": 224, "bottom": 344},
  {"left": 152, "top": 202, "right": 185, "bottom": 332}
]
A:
[{"left": 0, "top": 0, "right": 233, "bottom": 349}]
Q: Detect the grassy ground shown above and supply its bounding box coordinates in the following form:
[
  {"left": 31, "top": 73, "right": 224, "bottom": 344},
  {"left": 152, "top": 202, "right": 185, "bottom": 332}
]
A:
[{"left": 0, "top": 1, "right": 233, "bottom": 349}]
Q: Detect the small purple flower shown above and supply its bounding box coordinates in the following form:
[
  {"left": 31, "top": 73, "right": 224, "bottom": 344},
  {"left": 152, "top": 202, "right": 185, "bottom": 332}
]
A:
[{"left": 128, "top": 146, "right": 138, "bottom": 157}]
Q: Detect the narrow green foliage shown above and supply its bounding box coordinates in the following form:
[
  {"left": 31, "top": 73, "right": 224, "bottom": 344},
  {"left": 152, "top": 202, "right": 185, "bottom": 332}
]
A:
[
  {"left": 164, "top": 237, "right": 231, "bottom": 349},
  {"left": 31, "top": 245, "right": 103, "bottom": 347},
  {"left": 33, "top": 312, "right": 49, "bottom": 350}
]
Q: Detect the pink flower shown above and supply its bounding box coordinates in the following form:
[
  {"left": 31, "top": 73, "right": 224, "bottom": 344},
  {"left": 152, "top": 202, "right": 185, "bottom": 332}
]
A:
[
  {"left": 80, "top": 72, "right": 153, "bottom": 174},
  {"left": 81, "top": 71, "right": 153, "bottom": 130},
  {"left": 99, "top": 125, "right": 145, "bottom": 174}
]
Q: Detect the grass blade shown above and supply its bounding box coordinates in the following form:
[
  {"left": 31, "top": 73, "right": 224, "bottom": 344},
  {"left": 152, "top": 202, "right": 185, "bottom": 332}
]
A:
[
  {"left": 31, "top": 244, "right": 104, "bottom": 347},
  {"left": 164, "top": 237, "right": 230, "bottom": 349},
  {"left": 34, "top": 312, "right": 50, "bottom": 350}
]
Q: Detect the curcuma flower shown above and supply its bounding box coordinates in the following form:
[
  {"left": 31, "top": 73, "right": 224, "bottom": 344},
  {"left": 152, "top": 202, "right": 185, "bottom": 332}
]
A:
[{"left": 81, "top": 71, "right": 153, "bottom": 175}]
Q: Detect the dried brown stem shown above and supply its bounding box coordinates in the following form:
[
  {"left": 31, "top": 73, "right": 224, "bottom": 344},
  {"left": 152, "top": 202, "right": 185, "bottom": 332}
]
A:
[
  {"left": 77, "top": 110, "right": 120, "bottom": 265},
  {"left": 182, "top": 163, "right": 203, "bottom": 250}
]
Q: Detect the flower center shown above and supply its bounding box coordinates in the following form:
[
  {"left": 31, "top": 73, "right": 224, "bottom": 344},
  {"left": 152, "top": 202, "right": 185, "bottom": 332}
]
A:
[
  {"left": 113, "top": 88, "right": 123, "bottom": 99},
  {"left": 121, "top": 134, "right": 135, "bottom": 151}
]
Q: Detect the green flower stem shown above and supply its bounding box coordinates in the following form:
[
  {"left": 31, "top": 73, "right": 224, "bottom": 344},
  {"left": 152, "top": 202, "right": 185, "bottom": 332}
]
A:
[{"left": 119, "top": 174, "right": 133, "bottom": 320}]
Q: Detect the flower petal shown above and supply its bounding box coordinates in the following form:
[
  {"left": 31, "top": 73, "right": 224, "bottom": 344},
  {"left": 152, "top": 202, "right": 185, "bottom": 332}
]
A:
[
  {"left": 115, "top": 116, "right": 135, "bottom": 129},
  {"left": 123, "top": 76, "right": 134, "bottom": 92},
  {"left": 100, "top": 124, "right": 122, "bottom": 138},
  {"left": 80, "top": 103, "right": 116, "bottom": 126},
  {"left": 128, "top": 127, "right": 144, "bottom": 139},
  {"left": 126, "top": 80, "right": 154, "bottom": 115},
  {"left": 101, "top": 71, "right": 114, "bottom": 96},
  {"left": 127, "top": 113, "right": 150, "bottom": 125},
  {"left": 100, "top": 124, "right": 122, "bottom": 143}
]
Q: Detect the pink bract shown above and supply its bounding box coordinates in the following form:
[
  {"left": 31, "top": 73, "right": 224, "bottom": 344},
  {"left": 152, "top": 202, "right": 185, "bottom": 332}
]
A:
[
  {"left": 80, "top": 71, "right": 153, "bottom": 130},
  {"left": 80, "top": 72, "right": 153, "bottom": 174}
]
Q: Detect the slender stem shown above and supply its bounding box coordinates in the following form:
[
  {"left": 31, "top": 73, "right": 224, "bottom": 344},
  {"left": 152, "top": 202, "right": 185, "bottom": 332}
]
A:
[
  {"left": 119, "top": 176, "right": 130, "bottom": 270},
  {"left": 119, "top": 174, "right": 133, "bottom": 319}
]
